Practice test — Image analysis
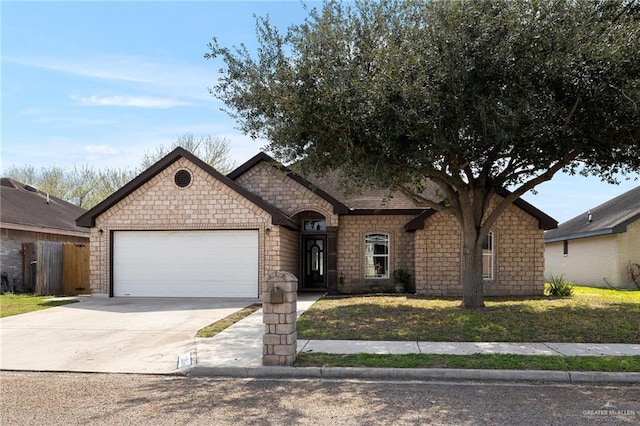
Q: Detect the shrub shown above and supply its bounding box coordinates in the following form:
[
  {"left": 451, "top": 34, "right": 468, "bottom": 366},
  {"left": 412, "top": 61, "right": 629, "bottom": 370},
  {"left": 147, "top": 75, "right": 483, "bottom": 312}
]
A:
[
  {"left": 626, "top": 262, "right": 640, "bottom": 289},
  {"left": 392, "top": 269, "right": 411, "bottom": 284},
  {"left": 392, "top": 269, "right": 411, "bottom": 293},
  {"left": 546, "top": 275, "right": 575, "bottom": 297}
]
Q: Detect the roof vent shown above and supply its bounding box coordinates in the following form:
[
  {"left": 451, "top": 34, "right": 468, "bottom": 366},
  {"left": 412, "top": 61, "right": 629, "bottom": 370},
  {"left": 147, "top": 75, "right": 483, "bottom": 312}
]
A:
[
  {"left": 174, "top": 170, "right": 192, "bottom": 188},
  {"left": 24, "top": 184, "right": 39, "bottom": 192},
  {"left": 587, "top": 210, "right": 592, "bottom": 223}
]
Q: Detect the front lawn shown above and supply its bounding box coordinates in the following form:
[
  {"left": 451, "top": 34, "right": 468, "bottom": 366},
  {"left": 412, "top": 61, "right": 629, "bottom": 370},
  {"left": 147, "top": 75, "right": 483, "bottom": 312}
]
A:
[
  {"left": 294, "top": 353, "right": 640, "bottom": 372},
  {"left": 196, "top": 303, "right": 262, "bottom": 337},
  {"left": 0, "top": 294, "right": 77, "bottom": 318},
  {"left": 297, "top": 286, "right": 640, "bottom": 343}
]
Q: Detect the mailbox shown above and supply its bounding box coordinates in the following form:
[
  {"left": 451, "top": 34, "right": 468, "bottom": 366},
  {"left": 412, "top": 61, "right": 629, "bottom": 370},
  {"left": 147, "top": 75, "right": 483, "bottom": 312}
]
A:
[{"left": 270, "top": 286, "right": 285, "bottom": 303}]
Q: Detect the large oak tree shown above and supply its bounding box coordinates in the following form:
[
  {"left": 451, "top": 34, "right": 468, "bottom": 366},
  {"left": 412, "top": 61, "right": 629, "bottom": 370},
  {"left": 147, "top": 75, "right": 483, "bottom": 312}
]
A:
[{"left": 207, "top": 0, "right": 640, "bottom": 308}]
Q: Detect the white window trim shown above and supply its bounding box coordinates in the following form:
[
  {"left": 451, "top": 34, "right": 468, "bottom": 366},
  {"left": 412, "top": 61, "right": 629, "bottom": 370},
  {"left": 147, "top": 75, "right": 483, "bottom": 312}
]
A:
[{"left": 364, "top": 233, "right": 390, "bottom": 279}]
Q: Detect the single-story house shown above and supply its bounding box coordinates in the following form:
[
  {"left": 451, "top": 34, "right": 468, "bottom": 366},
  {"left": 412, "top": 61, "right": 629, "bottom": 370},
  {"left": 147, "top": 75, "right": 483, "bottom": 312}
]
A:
[
  {"left": 1, "top": 178, "right": 89, "bottom": 292},
  {"left": 76, "top": 148, "right": 557, "bottom": 298},
  {"left": 544, "top": 186, "right": 640, "bottom": 288}
]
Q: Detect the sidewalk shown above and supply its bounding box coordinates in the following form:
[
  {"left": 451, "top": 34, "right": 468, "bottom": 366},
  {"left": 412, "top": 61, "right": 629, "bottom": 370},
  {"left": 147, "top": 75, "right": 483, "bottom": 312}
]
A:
[{"left": 189, "top": 294, "right": 640, "bottom": 383}]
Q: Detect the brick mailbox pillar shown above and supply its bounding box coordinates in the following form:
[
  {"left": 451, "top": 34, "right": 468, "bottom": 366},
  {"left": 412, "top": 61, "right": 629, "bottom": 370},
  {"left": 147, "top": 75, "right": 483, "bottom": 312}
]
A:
[{"left": 262, "top": 271, "right": 298, "bottom": 366}]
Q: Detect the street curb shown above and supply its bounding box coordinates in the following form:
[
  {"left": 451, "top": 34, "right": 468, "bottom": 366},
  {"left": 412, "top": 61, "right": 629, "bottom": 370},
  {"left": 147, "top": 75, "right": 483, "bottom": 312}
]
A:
[{"left": 187, "top": 366, "right": 640, "bottom": 383}]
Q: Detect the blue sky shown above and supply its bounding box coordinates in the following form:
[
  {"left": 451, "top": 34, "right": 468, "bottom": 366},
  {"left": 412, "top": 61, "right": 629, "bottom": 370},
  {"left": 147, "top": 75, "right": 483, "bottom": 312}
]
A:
[{"left": 1, "top": 1, "right": 637, "bottom": 223}]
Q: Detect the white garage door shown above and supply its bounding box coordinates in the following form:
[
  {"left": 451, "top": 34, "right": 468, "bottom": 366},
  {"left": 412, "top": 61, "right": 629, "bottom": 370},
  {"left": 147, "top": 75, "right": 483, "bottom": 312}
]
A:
[{"left": 113, "top": 230, "right": 258, "bottom": 297}]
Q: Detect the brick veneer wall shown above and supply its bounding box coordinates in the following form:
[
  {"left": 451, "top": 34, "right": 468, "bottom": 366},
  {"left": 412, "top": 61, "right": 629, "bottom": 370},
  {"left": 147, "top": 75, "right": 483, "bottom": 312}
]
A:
[
  {"left": 414, "top": 198, "right": 545, "bottom": 297},
  {"left": 413, "top": 213, "right": 462, "bottom": 296},
  {"left": 337, "top": 215, "right": 416, "bottom": 293},
  {"left": 264, "top": 225, "right": 299, "bottom": 280},
  {"left": 89, "top": 158, "right": 277, "bottom": 296},
  {"left": 234, "top": 161, "right": 339, "bottom": 227}
]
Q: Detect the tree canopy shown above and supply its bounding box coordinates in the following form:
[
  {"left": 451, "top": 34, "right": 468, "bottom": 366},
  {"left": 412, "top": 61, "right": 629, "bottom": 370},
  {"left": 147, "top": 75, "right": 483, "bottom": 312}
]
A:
[
  {"left": 140, "top": 133, "right": 236, "bottom": 173},
  {"left": 4, "top": 134, "right": 235, "bottom": 210},
  {"left": 3, "top": 164, "right": 135, "bottom": 210},
  {"left": 207, "top": 0, "right": 640, "bottom": 307}
]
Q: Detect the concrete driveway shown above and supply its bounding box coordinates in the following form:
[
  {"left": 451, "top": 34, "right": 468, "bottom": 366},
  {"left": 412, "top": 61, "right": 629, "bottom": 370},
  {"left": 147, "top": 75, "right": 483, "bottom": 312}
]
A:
[{"left": 0, "top": 297, "right": 259, "bottom": 374}]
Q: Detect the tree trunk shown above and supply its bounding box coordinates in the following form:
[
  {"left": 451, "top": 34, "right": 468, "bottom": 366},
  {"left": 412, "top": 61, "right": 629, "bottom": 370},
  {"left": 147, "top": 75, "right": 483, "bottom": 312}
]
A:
[{"left": 461, "top": 235, "right": 485, "bottom": 309}]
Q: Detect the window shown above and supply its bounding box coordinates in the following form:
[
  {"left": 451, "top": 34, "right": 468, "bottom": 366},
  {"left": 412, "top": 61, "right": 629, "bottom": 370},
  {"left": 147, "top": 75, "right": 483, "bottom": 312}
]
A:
[
  {"left": 365, "top": 234, "right": 389, "bottom": 278},
  {"left": 482, "top": 232, "right": 494, "bottom": 280},
  {"left": 303, "top": 219, "right": 326, "bottom": 231},
  {"left": 563, "top": 240, "right": 569, "bottom": 256}
]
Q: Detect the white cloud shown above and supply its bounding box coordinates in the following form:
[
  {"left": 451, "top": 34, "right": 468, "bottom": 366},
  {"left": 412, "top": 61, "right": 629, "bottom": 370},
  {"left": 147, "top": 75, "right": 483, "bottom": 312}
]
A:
[
  {"left": 84, "top": 145, "right": 120, "bottom": 155},
  {"left": 72, "top": 95, "right": 188, "bottom": 108},
  {"left": 37, "top": 116, "right": 120, "bottom": 125},
  {"left": 5, "top": 54, "right": 220, "bottom": 102},
  {"left": 4, "top": 56, "right": 154, "bottom": 84}
]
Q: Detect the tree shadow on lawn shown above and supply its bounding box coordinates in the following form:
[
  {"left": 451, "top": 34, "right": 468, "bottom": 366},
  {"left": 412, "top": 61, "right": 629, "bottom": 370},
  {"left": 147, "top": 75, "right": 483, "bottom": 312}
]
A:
[{"left": 296, "top": 299, "right": 640, "bottom": 343}]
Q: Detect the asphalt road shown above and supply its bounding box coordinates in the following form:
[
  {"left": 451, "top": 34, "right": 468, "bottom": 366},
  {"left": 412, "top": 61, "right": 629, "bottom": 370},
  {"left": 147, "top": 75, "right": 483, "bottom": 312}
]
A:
[{"left": 1, "top": 372, "right": 638, "bottom": 425}]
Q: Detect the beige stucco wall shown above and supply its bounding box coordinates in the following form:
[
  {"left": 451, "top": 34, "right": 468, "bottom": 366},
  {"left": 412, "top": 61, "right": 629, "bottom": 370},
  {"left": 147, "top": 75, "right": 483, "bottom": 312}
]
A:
[
  {"left": 89, "top": 158, "right": 279, "bottom": 296},
  {"left": 337, "top": 215, "right": 416, "bottom": 293},
  {"left": 620, "top": 219, "right": 640, "bottom": 287},
  {"left": 415, "top": 199, "right": 545, "bottom": 297},
  {"left": 545, "top": 219, "right": 640, "bottom": 288}
]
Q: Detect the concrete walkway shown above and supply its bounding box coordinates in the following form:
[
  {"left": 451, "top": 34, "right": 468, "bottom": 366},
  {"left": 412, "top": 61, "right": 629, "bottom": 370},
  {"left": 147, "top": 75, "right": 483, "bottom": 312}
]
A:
[
  {"left": 190, "top": 293, "right": 640, "bottom": 383},
  {"left": 0, "top": 297, "right": 261, "bottom": 374},
  {"left": 299, "top": 340, "right": 640, "bottom": 357}
]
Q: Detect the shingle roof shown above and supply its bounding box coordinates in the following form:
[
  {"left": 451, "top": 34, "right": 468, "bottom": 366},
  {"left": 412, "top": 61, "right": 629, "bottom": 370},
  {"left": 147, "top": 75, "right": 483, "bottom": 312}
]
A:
[
  {"left": 0, "top": 178, "right": 89, "bottom": 235},
  {"left": 544, "top": 186, "right": 640, "bottom": 242},
  {"left": 228, "top": 152, "right": 557, "bottom": 229},
  {"left": 303, "top": 169, "right": 442, "bottom": 211},
  {"left": 228, "top": 152, "right": 436, "bottom": 211}
]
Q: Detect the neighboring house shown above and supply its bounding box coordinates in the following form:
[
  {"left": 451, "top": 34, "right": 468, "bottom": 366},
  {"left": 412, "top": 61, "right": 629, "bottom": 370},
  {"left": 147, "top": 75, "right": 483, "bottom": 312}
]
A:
[
  {"left": 76, "top": 148, "right": 557, "bottom": 298},
  {"left": 544, "top": 186, "right": 640, "bottom": 288},
  {"left": 0, "top": 178, "right": 89, "bottom": 291}
]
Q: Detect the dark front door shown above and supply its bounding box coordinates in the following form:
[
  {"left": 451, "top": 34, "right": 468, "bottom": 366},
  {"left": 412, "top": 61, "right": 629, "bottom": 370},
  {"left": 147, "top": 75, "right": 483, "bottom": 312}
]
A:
[{"left": 302, "top": 235, "right": 327, "bottom": 289}]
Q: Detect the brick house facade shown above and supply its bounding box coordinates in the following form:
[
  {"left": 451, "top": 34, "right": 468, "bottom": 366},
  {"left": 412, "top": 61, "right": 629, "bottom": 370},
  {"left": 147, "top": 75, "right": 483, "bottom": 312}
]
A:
[{"left": 77, "top": 148, "right": 557, "bottom": 298}]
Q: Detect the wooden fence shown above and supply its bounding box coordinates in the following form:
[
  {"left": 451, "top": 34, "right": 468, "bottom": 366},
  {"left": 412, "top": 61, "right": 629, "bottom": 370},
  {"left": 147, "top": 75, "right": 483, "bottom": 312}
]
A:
[
  {"left": 23, "top": 242, "right": 90, "bottom": 296},
  {"left": 62, "top": 243, "right": 90, "bottom": 295}
]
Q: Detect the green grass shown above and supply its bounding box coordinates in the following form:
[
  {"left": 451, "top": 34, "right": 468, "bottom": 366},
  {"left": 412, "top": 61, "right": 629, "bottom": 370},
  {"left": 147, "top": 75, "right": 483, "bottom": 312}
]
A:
[
  {"left": 294, "top": 353, "right": 640, "bottom": 372},
  {"left": 297, "top": 286, "right": 640, "bottom": 343},
  {"left": 0, "top": 293, "right": 77, "bottom": 318},
  {"left": 196, "top": 303, "right": 262, "bottom": 337}
]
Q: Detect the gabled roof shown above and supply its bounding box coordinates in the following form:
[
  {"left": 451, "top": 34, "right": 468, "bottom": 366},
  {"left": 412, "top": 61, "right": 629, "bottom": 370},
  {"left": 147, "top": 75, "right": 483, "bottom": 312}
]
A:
[
  {"left": 1, "top": 178, "right": 89, "bottom": 236},
  {"left": 403, "top": 189, "right": 557, "bottom": 232},
  {"left": 228, "top": 152, "right": 557, "bottom": 229},
  {"left": 303, "top": 168, "right": 441, "bottom": 211},
  {"left": 76, "top": 148, "right": 297, "bottom": 230},
  {"left": 228, "top": 152, "right": 433, "bottom": 212},
  {"left": 545, "top": 186, "right": 640, "bottom": 242},
  {"left": 497, "top": 188, "right": 558, "bottom": 231},
  {"left": 228, "top": 152, "right": 351, "bottom": 214}
]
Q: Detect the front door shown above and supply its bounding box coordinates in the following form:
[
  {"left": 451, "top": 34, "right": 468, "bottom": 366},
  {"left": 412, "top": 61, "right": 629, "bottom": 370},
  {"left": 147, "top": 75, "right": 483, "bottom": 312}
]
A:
[{"left": 302, "top": 235, "right": 326, "bottom": 289}]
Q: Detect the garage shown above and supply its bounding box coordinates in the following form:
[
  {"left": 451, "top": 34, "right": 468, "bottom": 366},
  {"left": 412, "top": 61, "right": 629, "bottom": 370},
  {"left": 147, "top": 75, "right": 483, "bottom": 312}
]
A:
[{"left": 112, "top": 230, "right": 259, "bottom": 298}]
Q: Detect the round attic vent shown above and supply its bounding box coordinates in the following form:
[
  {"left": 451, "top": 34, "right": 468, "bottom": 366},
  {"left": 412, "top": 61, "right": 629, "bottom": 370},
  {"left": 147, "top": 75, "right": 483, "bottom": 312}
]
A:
[{"left": 174, "top": 170, "right": 192, "bottom": 188}]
